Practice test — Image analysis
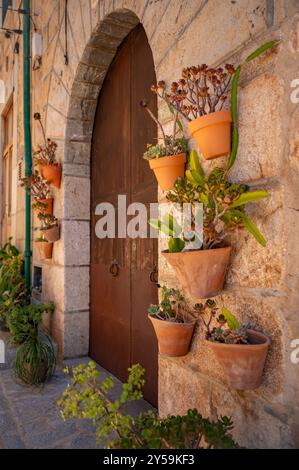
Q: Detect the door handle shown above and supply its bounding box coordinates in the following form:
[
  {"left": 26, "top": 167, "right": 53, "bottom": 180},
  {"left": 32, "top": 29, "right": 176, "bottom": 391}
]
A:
[
  {"left": 109, "top": 259, "right": 120, "bottom": 277},
  {"left": 149, "top": 265, "right": 159, "bottom": 285}
]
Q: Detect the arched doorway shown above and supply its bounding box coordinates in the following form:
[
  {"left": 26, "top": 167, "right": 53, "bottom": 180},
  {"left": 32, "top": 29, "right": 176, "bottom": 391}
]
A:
[{"left": 90, "top": 23, "right": 158, "bottom": 405}]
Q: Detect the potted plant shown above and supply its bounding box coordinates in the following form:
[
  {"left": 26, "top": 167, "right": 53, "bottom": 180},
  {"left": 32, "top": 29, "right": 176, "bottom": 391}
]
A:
[
  {"left": 148, "top": 286, "right": 196, "bottom": 357},
  {"left": 38, "top": 213, "right": 60, "bottom": 242},
  {"left": 196, "top": 299, "right": 270, "bottom": 390},
  {"left": 150, "top": 150, "right": 268, "bottom": 298},
  {"left": 35, "top": 235, "right": 53, "bottom": 260},
  {"left": 21, "top": 171, "right": 53, "bottom": 215},
  {"left": 33, "top": 113, "right": 62, "bottom": 188},
  {"left": 140, "top": 99, "right": 187, "bottom": 191}
]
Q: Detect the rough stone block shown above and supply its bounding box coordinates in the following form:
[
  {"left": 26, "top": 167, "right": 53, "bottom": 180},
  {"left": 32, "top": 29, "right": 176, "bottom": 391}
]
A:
[
  {"left": 63, "top": 310, "right": 89, "bottom": 357},
  {"left": 63, "top": 175, "right": 90, "bottom": 220},
  {"left": 65, "top": 266, "right": 90, "bottom": 312},
  {"left": 63, "top": 220, "right": 90, "bottom": 266}
]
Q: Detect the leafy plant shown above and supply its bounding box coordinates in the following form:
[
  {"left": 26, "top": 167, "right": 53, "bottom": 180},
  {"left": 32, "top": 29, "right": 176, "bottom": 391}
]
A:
[
  {"left": 195, "top": 299, "right": 251, "bottom": 345},
  {"left": 0, "top": 238, "right": 20, "bottom": 260},
  {"left": 38, "top": 213, "right": 58, "bottom": 230},
  {"left": 33, "top": 113, "right": 58, "bottom": 166},
  {"left": 14, "top": 331, "right": 56, "bottom": 385},
  {"left": 58, "top": 361, "right": 239, "bottom": 449},
  {"left": 140, "top": 98, "right": 186, "bottom": 161},
  {"left": 21, "top": 170, "right": 51, "bottom": 201},
  {"left": 148, "top": 286, "right": 194, "bottom": 323},
  {"left": 6, "top": 302, "right": 55, "bottom": 344},
  {"left": 152, "top": 64, "right": 235, "bottom": 120},
  {"left": 152, "top": 149, "right": 268, "bottom": 252}
]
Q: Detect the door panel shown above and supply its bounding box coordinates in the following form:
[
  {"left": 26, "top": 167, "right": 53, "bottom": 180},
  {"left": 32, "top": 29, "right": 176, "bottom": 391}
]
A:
[{"left": 90, "top": 24, "right": 158, "bottom": 405}]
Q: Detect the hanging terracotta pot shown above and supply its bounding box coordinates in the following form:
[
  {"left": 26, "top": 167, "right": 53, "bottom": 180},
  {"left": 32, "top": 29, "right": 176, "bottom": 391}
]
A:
[
  {"left": 42, "top": 163, "right": 62, "bottom": 188},
  {"left": 188, "top": 110, "right": 232, "bottom": 160},
  {"left": 148, "top": 314, "right": 196, "bottom": 357},
  {"left": 36, "top": 241, "right": 53, "bottom": 260},
  {"left": 33, "top": 198, "right": 54, "bottom": 216},
  {"left": 149, "top": 153, "right": 186, "bottom": 191},
  {"left": 162, "top": 246, "right": 231, "bottom": 299},
  {"left": 43, "top": 225, "right": 60, "bottom": 242},
  {"left": 206, "top": 330, "right": 270, "bottom": 390}
]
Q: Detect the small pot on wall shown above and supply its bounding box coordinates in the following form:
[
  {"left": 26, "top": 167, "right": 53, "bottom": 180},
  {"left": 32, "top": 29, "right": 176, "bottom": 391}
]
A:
[
  {"left": 162, "top": 246, "right": 231, "bottom": 299},
  {"left": 206, "top": 329, "right": 270, "bottom": 390},
  {"left": 43, "top": 225, "right": 60, "bottom": 242},
  {"left": 188, "top": 110, "right": 232, "bottom": 160},
  {"left": 148, "top": 314, "right": 196, "bottom": 357},
  {"left": 36, "top": 241, "right": 53, "bottom": 260},
  {"left": 42, "top": 163, "right": 62, "bottom": 189},
  {"left": 149, "top": 153, "right": 186, "bottom": 191},
  {"left": 32, "top": 198, "right": 54, "bottom": 216}
]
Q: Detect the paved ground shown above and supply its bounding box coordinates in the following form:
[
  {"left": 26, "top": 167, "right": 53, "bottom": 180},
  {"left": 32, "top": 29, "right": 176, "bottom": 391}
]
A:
[{"left": 0, "top": 332, "right": 153, "bottom": 449}]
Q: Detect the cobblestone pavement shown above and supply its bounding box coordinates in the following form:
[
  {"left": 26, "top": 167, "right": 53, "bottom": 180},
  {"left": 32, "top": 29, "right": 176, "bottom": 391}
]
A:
[{"left": 0, "top": 332, "right": 153, "bottom": 449}]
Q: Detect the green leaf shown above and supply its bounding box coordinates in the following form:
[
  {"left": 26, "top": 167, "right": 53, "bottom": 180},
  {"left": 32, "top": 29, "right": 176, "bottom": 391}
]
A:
[
  {"left": 229, "top": 190, "right": 268, "bottom": 208},
  {"left": 168, "top": 238, "right": 185, "bottom": 253},
  {"left": 167, "top": 102, "right": 184, "bottom": 132},
  {"left": 244, "top": 40, "right": 280, "bottom": 64},
  {"left": 162, "top": 213, "right": 181, "bottom": 237},
  {"left": 221, "top": 306, "right": 240, "bottom": 330},
  {"left": 148, "top": 218, "right": 174, "bottom": 237},
  {"left": 189, "top": 149, "right": 203, "bottom": 175},
  {"left": 186, "top": 170, "right": 199, "bottom": 186},
  {"left": 233, "top": 210, "right": 267, "bottom": 246}
]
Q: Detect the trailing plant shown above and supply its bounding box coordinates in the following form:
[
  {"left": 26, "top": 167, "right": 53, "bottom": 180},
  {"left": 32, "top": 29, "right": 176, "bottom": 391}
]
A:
[
  {"left": 33, "top": 112, "right": 58, "bottom": 165},
  {"left": 38, "top": 213, "right": 58, "bottom": 230},
  {"left": 150, "top": 150, "right": 268, "bottom": 252},
  {"left": 140, "top": 99, "right": 187, "bottom": 160},
  {"left": 148, "top": 286, "right": 194, "bottom": 323},
  {"left": 195, "top": 299, "right": 252, "bottom": 345},
  {"left": 21, "top": 170, "right": 51, "bottom": 201},
  {"left": 58, "top": 361, "right": 239, "bottom": 449},
  {"left": 6, "top": 301, "right": 55, "bottom": 344}
]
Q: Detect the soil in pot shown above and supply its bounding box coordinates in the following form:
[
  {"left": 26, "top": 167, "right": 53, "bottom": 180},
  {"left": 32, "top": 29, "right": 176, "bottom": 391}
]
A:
[
  {"left": 148, "top": 314, "right": 196, "bottom": 357},
  {"left": 36, "top": 241, "right": 53, "bottom": 260},
  {"left": 162, "top": 245, "right": 231, "bottom": 299},
  {"left": 149, "top": 153, "right": 186, "bottom": 191},
  {"left": 33, "top": 198, "right": 54, "bottom": 216},
  {"left": 188, "top": 110, "right": 232, "bottom": 160},
  {"left": 43, "top": 225, "right": 60, "bottom": 242},
  {"left": 42, "top": 163, "right": 62, "bottom": 188},
  {"left": 207, "top": 329, "right": 270, "bottom": 390}
]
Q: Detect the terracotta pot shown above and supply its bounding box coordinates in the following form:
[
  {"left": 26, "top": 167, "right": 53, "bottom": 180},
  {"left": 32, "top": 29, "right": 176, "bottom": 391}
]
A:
[
  {"left": 36, "top": 241, "right": 53, "bottom": 260},
  {"left": 43, "top": 225, "right": 60, "bottom": 242},
  {"left": 148, "top": 314, "right": 196, "bottom": 357},
  {"left": 42, "top": 163, "right": 62, "bottom": 188},
  {"left": 188, "top": 110, "right": 232, "bottom": 160},
  {"left": 149, "top": 153, "right": 186, "bottom": 191},
  {"left": 207, "top": 330, "right": 270, "bottom": 390},
  {"left": 162, "top": 246, "right": 231, "bottom": 299},
  {"left": 33, "top": 198, "right": 54, "bottom": 216}
]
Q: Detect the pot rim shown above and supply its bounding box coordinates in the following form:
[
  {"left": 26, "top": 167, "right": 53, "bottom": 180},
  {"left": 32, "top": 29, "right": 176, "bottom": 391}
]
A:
[
  {"left": 205, "top": 329, "right": 270, "bottom": 349},
  {"left": 188, "top": 110, "right": 232, "bottom": 134},
  {"left": 149, "top": 153, "right": 186, "bottom": 169},
  {"left": 162, "top": 245, "right": 232, "bottom": 256},
  {"left": 42, "top": 162, "right": 61, "bottom": 168},
  {"left": 148, "top": 313, "right": 196, "bottom": 326}
]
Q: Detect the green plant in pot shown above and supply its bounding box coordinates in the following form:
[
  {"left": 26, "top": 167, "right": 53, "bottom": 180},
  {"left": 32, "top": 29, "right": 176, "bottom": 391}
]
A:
[
  {"left": 21, "top": 170, "right": 53, "bottom": 215},
  {"left": 140, "top": 98, "right": 187, "bottom": 191},
  {"left": 148, "top": 286, "right": 196, "bottom": 357},
  {"left": 150, "top": 150, "right": 268, "bottom": 299},
  {"left": 33, "top": 112, "right": 62, "bottom": 188},
  {"left": 196, "top": 299, "right": 270, "bottom": 390},
  {"left": 38, "top": 213, "right": 60, "bottom": 242},
  {"left": 7, "top": 302, "right": 56, "bottom": 385},
  {"left": 58, "top": 361, "right": 239, "bottom": 449}
]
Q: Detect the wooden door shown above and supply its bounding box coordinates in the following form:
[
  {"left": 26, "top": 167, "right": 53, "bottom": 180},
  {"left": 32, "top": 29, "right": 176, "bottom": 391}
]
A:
[{"left": 90, "top": 24, "right": 158, "bottom": 405}]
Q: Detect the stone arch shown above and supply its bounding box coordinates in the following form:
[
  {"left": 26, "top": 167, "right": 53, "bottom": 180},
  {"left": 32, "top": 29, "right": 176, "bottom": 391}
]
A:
[{"left": 62, "top": 9, "right": 146, "bottom": 357}]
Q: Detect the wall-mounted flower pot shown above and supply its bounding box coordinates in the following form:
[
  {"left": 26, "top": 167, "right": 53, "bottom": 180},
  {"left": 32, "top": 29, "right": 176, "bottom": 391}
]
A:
[
  {"left": 42, "top": 163, "right": 62, "bottom": 188},
  {"left": 188, "top": 110, "right": 232, "bottom": 160},
  {"left": 149, "top": 153, "right": 186, "bottom": 191},
  {"left": 36, "top": 241, "right": 53, "bottom": 260},
  {"left": 148, "top": 314, "right": 196, "bottom": 357},
  {"left": 206, "top": 329, "right": 270, "bottom": 390},
  {"left": 162, "top": 246, "right": 231, "bottom": 299},
  {"left": 33, "top": 198, "right": 54, "bottom": 216},
  {"left": 43, "top": 225, "right": 60, "bottom": 242}
]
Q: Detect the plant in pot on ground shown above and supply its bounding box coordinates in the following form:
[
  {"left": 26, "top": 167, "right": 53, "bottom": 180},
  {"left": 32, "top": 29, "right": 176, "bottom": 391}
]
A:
[
  {"left": 21, "top": 171, "right": 53, "bottom": 215},
  {"left": 140, "top": 98, "right": 187, "bottom": 191},
  {"left": 150, "top": 150, "right": 268, "bottom": 298},
  {"left": 6, "top": 301, "right": 56, "bottom": 384},
  {"left": 148, "top": 286, "right": 196, "bottom": 357},
  {"left": 196, "top": 299, "right": 270, "bottom": 390},
  {"left": 58, "top": 361, "right": 239, "bottom": 449},
  {"left": 33, "top": 112, "right": 62, "bottom": 188}
]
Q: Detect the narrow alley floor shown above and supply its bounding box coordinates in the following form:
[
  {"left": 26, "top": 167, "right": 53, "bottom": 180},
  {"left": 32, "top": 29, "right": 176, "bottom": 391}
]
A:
[{"left": 0, "top": 332, "right": 153, "bottom": 449}]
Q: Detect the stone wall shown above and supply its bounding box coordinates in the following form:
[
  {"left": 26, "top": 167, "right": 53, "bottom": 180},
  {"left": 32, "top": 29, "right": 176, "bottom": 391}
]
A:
[{"left": 0, "top": 0, "right": 298, "bottom": 448}]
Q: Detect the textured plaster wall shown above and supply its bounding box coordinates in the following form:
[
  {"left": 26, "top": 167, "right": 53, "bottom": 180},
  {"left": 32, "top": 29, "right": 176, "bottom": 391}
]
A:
[{"left": 0, "top": 0, "right": 298, "bottom": 448}]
